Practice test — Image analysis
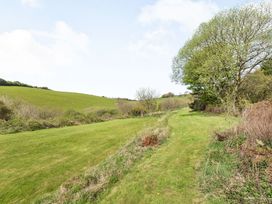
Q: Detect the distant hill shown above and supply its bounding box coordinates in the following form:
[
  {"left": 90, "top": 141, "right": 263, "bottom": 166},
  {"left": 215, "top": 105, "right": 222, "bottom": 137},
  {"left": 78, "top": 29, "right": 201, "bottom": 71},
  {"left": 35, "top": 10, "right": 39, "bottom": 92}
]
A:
[{"left": 0, "top": 86, "right": 117, "bottom": 112}]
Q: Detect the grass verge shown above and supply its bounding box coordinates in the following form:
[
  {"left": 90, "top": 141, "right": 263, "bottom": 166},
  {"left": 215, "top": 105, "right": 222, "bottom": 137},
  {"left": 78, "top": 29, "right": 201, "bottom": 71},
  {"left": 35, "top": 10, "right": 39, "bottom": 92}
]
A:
[{"left": 200, "top": 135, "right": 272, "bottom": 203}]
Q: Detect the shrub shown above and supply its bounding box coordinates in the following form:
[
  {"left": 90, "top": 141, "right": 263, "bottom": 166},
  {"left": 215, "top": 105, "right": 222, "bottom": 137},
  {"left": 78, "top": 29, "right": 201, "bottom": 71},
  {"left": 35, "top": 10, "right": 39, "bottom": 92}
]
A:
[
  {"left": 205, "top": 105, "right": 224, "bottom": 114},
  {"left": 159, "top": 98, "right": 187, "bottom": 111},
  {"left": 95, "top": 109, "right": 118, "bottom": 120},
  {"left": 130, "top": 104, "right": 147, "bottom": 116},
  {"left": 161, "top": 92, "right": 175, "bottom": 98},
  {"left": 117, "top": 100, "right": 134, "bottom": 116},
  {"left": 27, "top": 120, "right": 45, "bottom": 131},
  {"left": 0, "top": 101, "right": 12, "bottom": 121},
  {"left": 189, "top": 98, "right": 206, "bottom": 111},
  {"left": 240, "top": 70, "right": 272, "bottom": 103}
]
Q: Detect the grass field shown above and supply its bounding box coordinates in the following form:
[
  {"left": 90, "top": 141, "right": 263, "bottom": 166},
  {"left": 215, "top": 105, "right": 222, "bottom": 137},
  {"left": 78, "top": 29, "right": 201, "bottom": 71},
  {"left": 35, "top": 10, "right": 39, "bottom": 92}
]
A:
[
  {"left": 0, "top": 87, "right": 117, "bottom": 111},
  {"left": 0, "top": 117, "right": 156, "bottom": 204},
  {"left": 98, "top": 109, "right": 235, "bottom": 204}
]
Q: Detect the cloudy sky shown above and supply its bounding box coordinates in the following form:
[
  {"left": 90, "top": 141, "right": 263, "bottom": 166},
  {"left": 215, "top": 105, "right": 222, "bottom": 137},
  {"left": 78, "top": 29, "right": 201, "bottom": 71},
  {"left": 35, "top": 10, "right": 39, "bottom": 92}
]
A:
[{"left": 0, "top": 0, "right": 264, "bottom": 98}]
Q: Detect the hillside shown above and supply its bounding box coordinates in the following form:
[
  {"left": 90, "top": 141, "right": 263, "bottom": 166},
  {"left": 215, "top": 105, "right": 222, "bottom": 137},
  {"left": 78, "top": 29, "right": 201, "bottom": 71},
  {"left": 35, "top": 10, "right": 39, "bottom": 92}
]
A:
[
  {"left": 0, "top": 117, "right": 156, "bottom": 203},
  {"left": 0, "top": 86, "right": 117, "bottom": 112}
]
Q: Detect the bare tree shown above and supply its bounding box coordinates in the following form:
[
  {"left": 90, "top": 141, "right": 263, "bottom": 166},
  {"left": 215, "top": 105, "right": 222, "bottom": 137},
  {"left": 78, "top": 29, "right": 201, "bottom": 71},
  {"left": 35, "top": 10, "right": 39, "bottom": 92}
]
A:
[{"left": 135, "top": 88, "right": 157, "bottom": 115}]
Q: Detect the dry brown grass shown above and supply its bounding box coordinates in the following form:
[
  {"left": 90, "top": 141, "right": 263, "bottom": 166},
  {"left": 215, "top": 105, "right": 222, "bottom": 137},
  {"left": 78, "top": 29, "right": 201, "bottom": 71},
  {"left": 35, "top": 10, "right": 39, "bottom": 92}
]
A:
[
  {"left": 159, "top": 98, "right": 188, "bottom": 111},
  {"left": 240, "top": 101, "right": 272, "bottom": 146},
  {"left": 0, "top": 95, "right": 60, "bottom": 120}
]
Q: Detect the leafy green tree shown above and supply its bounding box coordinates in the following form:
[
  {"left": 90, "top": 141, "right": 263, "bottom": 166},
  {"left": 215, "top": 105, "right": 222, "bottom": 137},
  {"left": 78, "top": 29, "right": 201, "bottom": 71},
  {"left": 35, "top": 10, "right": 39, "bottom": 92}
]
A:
[
  {"left": 240, "top": 70, "right": 272, "bottom": 103},
  {"left": 261, "top": 59, "right": 272, "bottom": 76},
  {"left": 172, "top": 3, "right": 272, "bottom": 111}
]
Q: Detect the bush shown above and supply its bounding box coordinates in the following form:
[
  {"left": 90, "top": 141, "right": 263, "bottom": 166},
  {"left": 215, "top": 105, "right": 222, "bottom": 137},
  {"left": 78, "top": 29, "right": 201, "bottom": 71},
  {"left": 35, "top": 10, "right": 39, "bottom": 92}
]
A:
[
  {"left": 130, "top": 104, "right": 147, "bottom": 116},
  {"left": 161, "top": 92, "right": 175, "bottom": 98},
  {"left": 240, "top": 70, "right": 272, "bottom": 103},
  {"left": 159, "top": 98, "right": 187, "bottom": 111},
  {"left": 189, "top": 98, "right": 206, "bottom": 111},
  {"left": 27, "top": 120, "right": 45, "bottom": 131},
  {"left": 0, "top": 101, "right": 12, "bottom": 121},
  {"left": 117, "top": 100, "right": 134, "bottom": 116},
  {"left": 205, "top": 105, "right": 224, "bottom": 114}
]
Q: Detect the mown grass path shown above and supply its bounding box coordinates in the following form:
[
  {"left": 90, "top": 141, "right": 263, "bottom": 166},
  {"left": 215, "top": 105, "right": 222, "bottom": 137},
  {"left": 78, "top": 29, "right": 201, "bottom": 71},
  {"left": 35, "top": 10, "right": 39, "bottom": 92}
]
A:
[
  {"left": 0, "top": 117, "right": 155, "bottom": 204},
  {"left": 99, "top": 109, "right": 234, "bottom": 204}
]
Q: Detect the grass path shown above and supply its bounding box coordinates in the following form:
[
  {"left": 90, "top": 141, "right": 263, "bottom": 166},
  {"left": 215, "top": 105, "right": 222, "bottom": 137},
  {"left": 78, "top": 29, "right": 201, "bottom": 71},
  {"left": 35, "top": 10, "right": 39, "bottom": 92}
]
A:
[
  {"left": 0, "top": 117, "right": 155, "bottom": 204},
  {"left": 99, "top": 109, "right": 234, "bottom": 204}
]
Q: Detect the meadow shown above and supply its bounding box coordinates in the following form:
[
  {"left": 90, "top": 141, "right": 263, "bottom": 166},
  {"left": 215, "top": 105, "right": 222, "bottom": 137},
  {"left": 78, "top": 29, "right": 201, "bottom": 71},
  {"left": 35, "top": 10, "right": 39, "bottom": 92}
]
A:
[
  {"left": 97, "top": 109, "right": 236, "bottom": 204},
  {"left": 0, "top": 117, "right": 156, "bottom": 203},
  {"left": 0, "top": 87, "right": 117, "bottom": 112}
]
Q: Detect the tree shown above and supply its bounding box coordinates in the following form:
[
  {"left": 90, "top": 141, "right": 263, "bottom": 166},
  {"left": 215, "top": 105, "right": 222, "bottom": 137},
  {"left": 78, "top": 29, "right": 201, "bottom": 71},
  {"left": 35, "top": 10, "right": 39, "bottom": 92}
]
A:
[
  {"left": 135, "top": 88, "right": 157, "bottom": 114},
  {"left": 172, "top": 3, "right": 272, "bottom": 112},
  {"left": 240, "top": 70, "right": 272, "bottom": 103},
  {"left": 261, "top": 59, "right": 272, "bottom": 76}
]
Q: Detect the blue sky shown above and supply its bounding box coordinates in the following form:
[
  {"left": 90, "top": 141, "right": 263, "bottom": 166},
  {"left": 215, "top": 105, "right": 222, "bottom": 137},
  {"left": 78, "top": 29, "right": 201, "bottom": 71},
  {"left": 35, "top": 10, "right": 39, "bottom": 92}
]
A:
[{"left": 0, "top": 0, "right": 264, "bottom": 98}]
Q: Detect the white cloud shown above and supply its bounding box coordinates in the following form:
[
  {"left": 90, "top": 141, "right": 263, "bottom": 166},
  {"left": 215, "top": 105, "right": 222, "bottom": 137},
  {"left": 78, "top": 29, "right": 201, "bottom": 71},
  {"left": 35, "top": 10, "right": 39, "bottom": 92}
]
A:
[
  {"left": 139, "top": 0, "right": 219, "bottom": 31},
  {"left": 128, "top": 28, "right": 177, "bottom": 58},
  {"left": 21, "top": 0, "right": 41, "bottom": 8},
  {"left": 0, "top": 21, "right": 90, "bottom": 83}
]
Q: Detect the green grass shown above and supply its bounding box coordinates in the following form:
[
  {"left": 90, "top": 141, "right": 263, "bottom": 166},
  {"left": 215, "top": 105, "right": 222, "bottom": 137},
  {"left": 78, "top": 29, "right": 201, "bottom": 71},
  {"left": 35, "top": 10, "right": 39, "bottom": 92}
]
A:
[
  {"left": 0, "top": 117, "right": 156, "bottom": 204},
  {"left": 0, "top": 86, "right": 117, "bottom": 111},
  {"left": 97, "top": 109, "right": 235, "bottom": 204}
]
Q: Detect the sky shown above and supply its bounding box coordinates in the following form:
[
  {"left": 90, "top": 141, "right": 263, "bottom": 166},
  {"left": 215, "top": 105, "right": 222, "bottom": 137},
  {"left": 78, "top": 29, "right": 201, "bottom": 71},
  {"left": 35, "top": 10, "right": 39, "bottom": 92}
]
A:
[{"left": 0, "top": 0, "right": 266, "bottom": 98}]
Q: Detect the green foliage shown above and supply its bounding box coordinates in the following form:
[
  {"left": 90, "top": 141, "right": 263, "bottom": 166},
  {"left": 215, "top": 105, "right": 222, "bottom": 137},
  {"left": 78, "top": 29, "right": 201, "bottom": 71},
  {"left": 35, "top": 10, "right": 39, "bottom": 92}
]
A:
[
  {"left": 201, "top": 136, "right": 272, "bottom": 203},
  {"left": 240, "top": 70, "right": 272, "bottom": 103},
  {"left": 261, "top": 59, "right": 272, "bottom": 76},
  {"left": 130, "top": 104, "right": 147, "bottom": 116},
  {"left": 200, "top": 139, "right": 240, "bottom": 203},
  {"left": 172, "top": 3, "right": 272, "bottom": 111}
]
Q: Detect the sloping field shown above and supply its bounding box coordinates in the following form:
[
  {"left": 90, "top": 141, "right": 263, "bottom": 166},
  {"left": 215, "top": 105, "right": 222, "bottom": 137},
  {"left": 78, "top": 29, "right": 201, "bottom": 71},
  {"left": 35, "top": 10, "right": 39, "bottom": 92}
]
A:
[
  {"left": 98, "top": 109, "right": 235, "bottom": 204},
  {"left": 0, "top": 117, "right": 156, "bottom": 203},
  {"left": 0, "top": 87, "right": 117, "bottom": 111}
]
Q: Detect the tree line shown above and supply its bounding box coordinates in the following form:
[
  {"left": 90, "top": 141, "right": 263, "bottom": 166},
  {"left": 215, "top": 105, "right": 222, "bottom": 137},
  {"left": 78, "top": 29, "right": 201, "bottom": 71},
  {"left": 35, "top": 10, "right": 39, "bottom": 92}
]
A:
[{"left": 0, "top": 78, "right": 49, "bottom": 90}]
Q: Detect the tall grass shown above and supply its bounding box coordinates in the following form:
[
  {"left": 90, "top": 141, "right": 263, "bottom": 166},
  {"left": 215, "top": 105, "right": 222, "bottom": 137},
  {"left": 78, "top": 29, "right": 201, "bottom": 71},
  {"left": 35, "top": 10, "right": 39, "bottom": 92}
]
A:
[{"left": 241, "top": 101, "right": 272, "bottom": 146}]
